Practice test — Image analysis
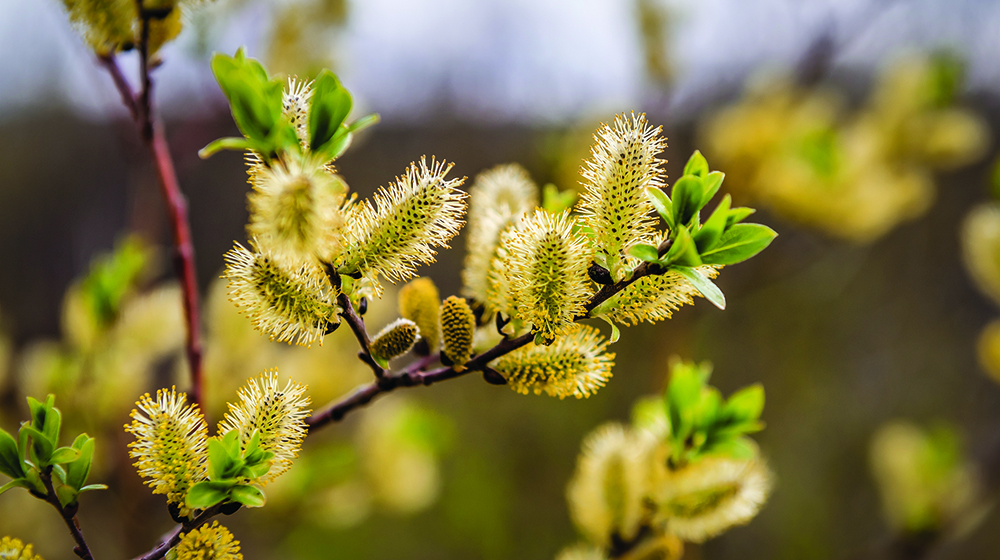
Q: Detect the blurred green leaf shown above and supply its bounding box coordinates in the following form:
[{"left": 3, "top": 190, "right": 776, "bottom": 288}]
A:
[
  {"left": 683, "top": 150, "right": 709, "bottom": 178},
  {"left": 309, "top": 70, "right": 352, "bottom": 154}
]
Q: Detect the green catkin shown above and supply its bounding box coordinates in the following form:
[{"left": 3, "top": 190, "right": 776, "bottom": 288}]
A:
[
  {"left": 398, "top": 278, "right": 442, "bottom": 354},
  {"left": 440, "top": 296, "right": 475, "bottom": 369},
  {"left": 370, "top": 319, "right": 419, "bottom": 362}
]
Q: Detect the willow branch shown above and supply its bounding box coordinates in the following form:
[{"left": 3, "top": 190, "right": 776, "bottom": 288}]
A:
[
  {"left": 39, "top": 470, "right": 96, "bottom": 560},
  {"left": 134, "top": 504, "right": 224, "bottom": 560},
  {"left": 307, "top": 245, "right": 668, "bottom": 431},
  {"left": 95, "top": 20, "right": 205, "bottom": 408}
]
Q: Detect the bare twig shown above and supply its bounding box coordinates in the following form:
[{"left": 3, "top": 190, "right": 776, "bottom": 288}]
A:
[
  {"left": 39, "top": 470, "right": 96, "bottom": 560},
  {"left": 95, "top": 20, "right": 205, "bottom": 408}
]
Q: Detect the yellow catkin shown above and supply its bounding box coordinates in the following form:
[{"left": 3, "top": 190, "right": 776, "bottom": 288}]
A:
[
  {"left": 0, "top": 536, "right": 43, "bottom": 560},
  {"left": 398, "top": 278, "right": 442, "bottom": 354},
  {"left": 217, "top": 370, "right": 310, "bottom": 485},
  {"left": 577, "top": 112, "right": 666, "bottom": 281},
  {"left": 440, "top": 296, "right": 475, "bottom": 369},
  {"left": 493, "top": 325, "right": 614, "bottom": 399},
  {"left": 125, "top": 388, "right": 208, "bottom": 518},
  {"left": 173, "top": 521, "right": 242, "bottom": 560}
]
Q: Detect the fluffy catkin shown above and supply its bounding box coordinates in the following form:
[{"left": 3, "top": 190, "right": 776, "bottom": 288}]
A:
[
  {"left": 577, "top": 112, "right": 666, "bottom": 281},
  {"left": 337, "top": 157, "right": 467, "bottom": 297},
  {"left": 493, "top": 325, "right": 613, "bottom": 399}
]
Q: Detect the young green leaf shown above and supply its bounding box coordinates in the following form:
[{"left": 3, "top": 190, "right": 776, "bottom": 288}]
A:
[
  {"left": 646, "top": 187, "right": 674, "bottom": 229},
  {"left": 79, "top": 484, "right": 108, "bottom": 492},
  {"left": 725, "top": 207, "right": 756, "bottom": 229},
  {"left": 229, "top": 484, "right": 266, "bottom": 508},
  {"left": 693, "top": 194, "right": 731, "bottom": 254},
  {"left": 308, "top": 70, "right": 352, "bottom": 154},
  {"left": 683, "top": 150, "right": 709, "bottom": 178},
  {"left": 65, "top": 435, "right": 94, "bottom": 490},
  {"left": 700, "top": 171, "right": 725, "bottom": 208},
  {"left": 661, "top": 225, "right": 701, "bottom": 267},
  {"left": 542, "top": 183, "right": 578, "bottom": 214},
  {"left": 186, "top": 481, "right": 234, "bottom": 509},
  {"left": 49, "top": 446, "right": 81, "bottom": 465},
  {"left": 627, "top": 243, "right": 660, "bottom": 263},
  {"left": 672, "top": 266, "right": 726, "bottom": 309},
  {"left": 0, "top": 478, "right": 32, "bottom": 496},
  {"left": 724, "top": 384, "right": 765, "bottom": 422},
  {"left": 22, "top": 426, "right": 53, "bottom": 466},
  {"left": 198, "top": 137, "right": 254, "bottom": 159},
  {"left": 346, "top": 113, "right": 380, "bottom": 134},
  {"left": 671, "top": 176, "right": 704, "bottom": 226},
  {"left": 56, "top": 484, "right": 78, "bottom": 508},
  {"left": 0, "top": 428, "right": 24, "bottom": 479},
  {"left": 700, "top": 223, "right": 777, "bottom": 266}
]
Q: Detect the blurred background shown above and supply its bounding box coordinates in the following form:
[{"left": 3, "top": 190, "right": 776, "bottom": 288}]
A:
[{"left": 3, "top": 0, "right": 1000, "bottom": 558}]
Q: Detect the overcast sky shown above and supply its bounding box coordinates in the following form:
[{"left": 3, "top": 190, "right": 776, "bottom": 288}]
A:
[{"left": 2, "top": 0, "right": 999, "bottom": 124}]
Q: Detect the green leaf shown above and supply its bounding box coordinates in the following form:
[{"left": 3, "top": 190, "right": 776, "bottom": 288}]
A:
[
  {"left": 645, "top": 187, "right": 674, "bottom": 229},
  {"left": 49, "top": 447, "right": 80, "bottom": 465},
  {"left": 542, "top": 183, "right": 577, "bottom": 214},
  {"left": 672, "top": 266, "right": 726, "bottom": 309},
  {"left": 210, "top": 51, "right": 283, "bottom": 144},
  {"left": 700, "top": 223, "right": 777, "bottom": 266},
  {"left": 198, "top": 137, "right": 254, "bottom": 159},
  {"left": 665, "top": 364, "right": 704, "bottom": 439},
  {"left": 700, "top": 171, "right": 725, "bottom": 209},
  {"left": 244, "top": 461, "right": 272, "bottom": 480},
  {"left": 66, "top": 435, "right": 94, "bottom": 490},
  {"left": 671, "top": 176, "right": 704, "bottom": 226},
  {"left": 229, "top": 484, "right": 266, "bottom": 508},
  {"left": 346, "top": 113, "right": 380, "bottom": 134},
  {"left": 316, "top": 130, "right": 354, "bottom": 163},
  {"left": 725, "top": 207, "right": 756, "bottom": 229},
  {"left": 703, "top": 436, "right": 757, "bottom": 460},
  {"left": 627, "top": 243, "right": 660, "bottom": 263},
  {"left": 221, "top": 429, "right": 241, "bottom": 457},
  {"left": 243, "top": 429, "right": 261, "bottom": 459},
  {"left": 208, "top": 436, "right": 243, "bottom": 481},
  {"left": 56, "top": 484, "right": 78, "bottom": 508},
  {"left": 693, "top": 194, "right": 731, "bottom": 254},
  {"left": 309, "top": 70, "right": 353, "bottom": 154},
  {"left": 661, "top": 226, "right": 701, "bottom": 267},
  {"left": 186, "top": 481, "right": 234, "bottom": 509},
  {"left": 724, "top": 384, "right": 765, "bottom": 422},
  {"left": 0, "top": 478, "right": 31, "bottom": 496},
  {"left": 79, "top": 484, "right": 108, "bottom": 492},
  {"left": 21, "top": 426, "right": 53, "bottom": 467},
  {"left": 683, "top": 150, "right": 709, "bottom": 178},
  {"left": 0, "top": 428, "right": 24, "bottom": 479},
  {"left": 596, "top": 316, "right": 621, "bottom": 344},
  {"left": 41, "top": 401, "right": 61, "bottom": 444}
]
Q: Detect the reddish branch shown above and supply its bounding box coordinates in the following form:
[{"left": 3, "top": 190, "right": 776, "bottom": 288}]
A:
[{"left": 96, "top": 21, "right": 204, "bottom": 408}]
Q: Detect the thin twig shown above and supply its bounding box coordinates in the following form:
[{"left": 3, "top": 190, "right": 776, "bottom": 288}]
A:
[
  {"left": 134, "top": 504, "right": 224, "bottom": 560},
  {"left": 307, "top": 245, "right": 668, "bottom": 430},
  {"left": 39, "top": 470, "right": 96, "bottom": 560},
  {"left": 95, "top": 19, "right": 205, "bottom": 408}
]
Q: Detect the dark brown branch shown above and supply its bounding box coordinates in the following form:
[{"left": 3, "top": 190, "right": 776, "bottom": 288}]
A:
[
  {"left": 307, "top": 244, "right": 667, "bottom": 430},
  {"left": 135, "top": 504, "right": 224, "bottom": 560},
  {"left": 39, "top": 470, "right": 96, "bottom": 560}
]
